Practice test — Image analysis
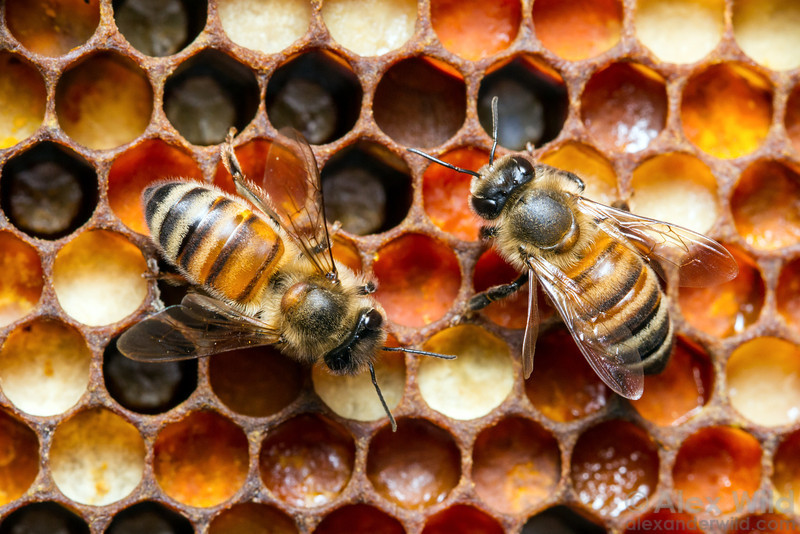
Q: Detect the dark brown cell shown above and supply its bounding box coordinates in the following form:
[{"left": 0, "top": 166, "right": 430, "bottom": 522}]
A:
[
  {"left": 106, "top": 502, "right": 193, "bottom": 534},
  {"left": 113, "top": 0, "right": 207, "bottom": 57},
  {"left": 314, "top": 504, "right": 404, "bottom": 534},
  {"left": 431, "top": 0, "right": 521, "bottom": 60},
  {"left": 0, "top": 502, "right": 89, "bottom": 534},
  {"left": 523, "top": 506, "right": 606, "bottom": 534},
  {"left": 5, "top": 0, "right": 100, "bottom": 56}
]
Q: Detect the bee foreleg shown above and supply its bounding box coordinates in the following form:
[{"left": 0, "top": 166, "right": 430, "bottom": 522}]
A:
[{"left": 468, "top": 271, "right": 529, "bottom": 311}]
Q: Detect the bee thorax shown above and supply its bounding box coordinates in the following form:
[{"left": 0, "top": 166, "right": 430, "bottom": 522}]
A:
[
  {"left": 281, "top": 281, "right": 346, "bottom": 333},
  {"left": 509, "top": 191, "right": 578, "bottom": 251}
]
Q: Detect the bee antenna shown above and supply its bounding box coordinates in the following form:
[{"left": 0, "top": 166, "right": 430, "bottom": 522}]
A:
[
  {"left": 489, "top": 96, "right": 499, "bottom": 166},
  {"left": 407, "top": 148, "right": 480, "bottom": 178},
  {"left": 369, "top": 362, "right": 397, "bottom": 432},
  {"left": 382, "top": 346, "right": 457, "bottom": 360}
]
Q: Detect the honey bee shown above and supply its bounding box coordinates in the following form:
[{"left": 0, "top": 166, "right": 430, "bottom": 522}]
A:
[
  {"left": 409, "top": 99, "right": 738, "bottom": 400},
  {"left": 118, "top": 129, "right": 452, "bottom": 430}
]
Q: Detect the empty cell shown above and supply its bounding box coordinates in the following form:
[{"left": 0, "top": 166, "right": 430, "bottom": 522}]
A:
[
  {"left": 0, "top": 502, "right": 89, "bottom": 534},
  {"left": 374, "top": 57, "right": 466, "bottom": 148},
  {"left": 373, "top": 233, "right": 460, "bottom": 328},
  {"left": 430, "top": 0, "right": 521, "bottom": 61},
  {"left": 631, "top": 337, "right": 712, "bottom": 426},
  {"left": 164, "top": 50, "right": 259, "bottom": 145},
  {"left": 523, "top": 505, "right": 606, "bottom": 533},
  {"left": 421, "top": 505, "right": 503, "bottom": 534},
  {"left": 419, "top": 325, "right": 513, "bottom": 420},
  {"left": 778, "top": 258, "right": 800, "bottom": 330},
  {"left": 53, "top": 230, "right": 148, "bottom": 326},
  {"left": 478, "top": 57, "right": 568, "bottom": 151},
  {"left": 55, "top": 52, "right": 153, "bottom": 150},
  {"left": 630, "top": 153, "right": 719, "bottom": 234},
  {"left": 259, "top": 414, "right": 355, "bottom": 507},
  {"left": 108, "top": 139, "right": 203, "bottom": 234},
  {"left": 266, "top": 50, "right": 361, "bottom": 144},
  {"left": 366, "top": 419, "right": 460, "bottom": 509},
  {"left": 570, "top": 420, "right": 659, "bottom": 517},
  {"left": 635, "top": 0, "right": 724, "bottom": 64},
  {"left": 732, "top": 160, "right": 800, "bottom": 250},
  {"left": 106, "top": 501, "right": 193, "bottom": 534},
  {"left": 473, "top": 417, "right": 560, "bottom": 514},
  {"left": 155, "top": 410, "right": 249, "bottom": 507},
  {"left": 114, "top": 0, "right": 206, "bottom": 57},
  {"left": 786, "top": 85, "right": 800, "bottom": 153},
  {"left": 525, "top": 328, "right": 609, "bottom": 422},
  {"left": 314, "top": 504, "right": 404, "bottom": 534},
  {"left": 733, "top": 0, "right": 800, "bottom": 71},
  {"left": 0, "top": 232, "right": 43, "bottom": 327},
  {"left": 672, "top": 426, "right": 762, "bottom": 514},
  {"left": 533, "top": 0, "right": 622, "bottom": 60},
  {"left": 679, "top": 245, "right": 764, "bottom": 338},
  {"left": 210, "top": 502, "right": 297, "bottom": 534},
  {"left": 0, "top": 318, "right": 90, "bottom": 416},
  {"left": 320, "top": 141, "right": 412, "bottom": 235},
  {"left": 727, "top": 337, "right": 800, "bottom": 427},
  {"left": 219, "top": 0, "right": 308, "bottom": 54},
  {"left": 540, "top": 142, "right": 618, "bottom": 205},
  {"left": 0, "top": 142, "right": 97, "bottom": 239},
  {"left": 623, "top": 510, "right": 700, "bottom": 533},
  {"left": 681, "top": 63, "right": 772, "bottom": 159},
  {"left": 0, "top": 409, "right": 38, "bottom": 506},
  {"left": 50, "top": 408, "right": 145, "bottom": 506},
  {"left": 321, "top": 0, "right": 416, "bottom": 56},
  {"left": 581, "top": 63, "right": 666, "bottom": 153},
  {"left": 773, "top": 430, "right": 800, "bottom": 514},
  {"left": 5, "top": 0, "right": 99, "bottom": 56},
  {"left": 0, "top": 52, "right": 46, "bottom": 148},
  {"left": 209, "top": 346, "right": 302, "bottom": 417}
]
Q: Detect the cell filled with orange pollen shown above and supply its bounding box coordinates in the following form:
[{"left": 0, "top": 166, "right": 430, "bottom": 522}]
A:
[
  {"left": 533, "top": 0, "right": 622, "bottom": 60},
  {"left": 430, "top": 0, "right": 521, "bottom": 61},
  {"left": 540, "top": 141, "right": 618, "bottom": 205},
  {"left": 0, "top": 232, "right": 43, "bottom": 327},
  {"left": 5, "top": 0, "right": 100, "bottom": 57},
  {"left": 773, "top": 430, "right": 800, "bottom": 514},
  {"left": 786, "top": 84, "right": 800, "bottom": 153},
  {"left": 778, "top": 258, "right": 800, "bottom": 330},
  {"left": 0, "top": 410, "right": 39, "bottom": 506}
]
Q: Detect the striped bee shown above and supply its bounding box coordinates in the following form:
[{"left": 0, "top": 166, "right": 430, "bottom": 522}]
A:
[
  {"left": 118, "top": 129, "right": 452, "bottom": 430},
  {"left": 409, "top": 99, "right": 738, "bottom": 400}
]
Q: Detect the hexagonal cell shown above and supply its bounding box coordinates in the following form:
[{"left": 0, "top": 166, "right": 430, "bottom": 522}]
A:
[
  {"left": 786, "top": 84, "right": 800, "bottom": 153},
  {"left": 314, "top": 504, "right": 404, "bottom": 534},
  {"left": 773, "top": 430, "right": 800, "bottom": 513},
  {"left": 728, "top": 514, "right": 800, "bottom": 534},
  {"left": 374, "top": 57, "right": 466, "bottom": 148},
  {"left": 533, "top": 0, "right": 622, "bottom": 60},
  {"left": 681, "top": 63, "right": 772, "bottom": 159},
  {"left": 0, "top": 409, "right": 38, "bottom": 506},
  {"left": 678, "top": 245, "right": 764, "bottom": 338},
  {"left": 419, "top": 325, "right": 514, "bottom": 420},
  {"left": 672, "top": 426, "right": 762, "bottom": 514},
  {"left": 55, "top": 52, "right": 153, "bottom": 150},
  {"left": 50, "top": 408, "right": 145, "bottom": 506},
  {"left": 331, "top": 235, "right": 363, "bottom": 274},
  {"left": 0, "top": 232, "right": 43, "bottom": 327},
  {"left": 321, "top": 0, "right": 416, "bottom": 56},
  {"left": 0, "top": 502, "right": 89, "bottom": 534},
  {"left": 478, "top": 56, "right": 568, "bottom": 151},
  {"left": 778, "top": 258, "right": 800, "bottom": 330},
  {"left": 0, "top": 52, "right": 46, "bottom": 148},
  {"left": 210, "top": 502, "right": 297, "bottom": 534},
  {"left": 373, "top": 233, "right": 460, "bottom": 328},
  {"left": 106, "top": 502, "right": 193, "bottom": 534},
  {"left": 430, "top": 0, "right": 521, "bottom": 61},
  {"left": 52, "top": 230, "right": 149, "bottom": 326},
  {"left": 154, "top": 410, "right": 249, "bottom": 507},
  {"left": 366, "top": 418, "right": 460, "bottom": 509},
  {"left": 540, "top": 142, "right": 617, "bottom": 205},
  {"left": 523, "top": 506, "right": 606, "bottom": 534},
  {"left": 630, "top": 153, "right": 719, "bottom": 235},
  {"left": 0, "top": 142, "right": 97, "bottom": 239},
  {"left": 421, "top": 505, "right": 504, "bottom": 534},
  {"left": 104, "top": 337, "right": 197, "bottom": 414},
  {"left": 732, "top": 160, "right": 800, "bottom": 250},
  {"left": 164, "top": 49, "right": 259, "bottom": 145},
  {"left": 525, "top": 328, "right": 609, "bottom": 422},
  {"left": 320, "top": 141, "right": 412, "bottom": 235},
  {"left": 631, "top": 337, "right": 712, "bottom": 426},
  {"left": 581, "top": 62, "right": 666, "bottom": 153},
  {"left": 266, "top": 50, "right": 361, "bottom": 145},
  {"left": 635, "top": 0, "right": 724, "bottom": 64},
  {"left": 0, "top": 318, "right": 90, "bottom": 416},
  {"left": 259, "top": 414, "right": 355, "bottom": 507},
  {"left": 5, "top": 0, "right": 99, "bottom": 56},
  {"left": 570, "top": 420, "right": 659, "bottom": 517},
  {"left": 733, "top": 0, "right": 800, "bottom": 70},
  {"left": 726, "top": 337, "right": 800, "bottom": 427},
  {"left": 114, "top": 0, "right": 206, "bottom": 57},
  {"left": 209, "top": 346, "right": 302, "bottom": 417},
  {"left": 219, "top": 0, "right": 308, "bottom": 54},
  {"left": 108, "top": 139, "right": 203, "bottom": 234},
  {"left": 472, "top": 417, "right": 560, "bottom": 514},
  {"left": 623, "top": 510, "right": 700, "bottom": 533}
]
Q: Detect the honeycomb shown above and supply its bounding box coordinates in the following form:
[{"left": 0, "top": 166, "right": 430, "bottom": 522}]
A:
[{"left": 0, "top": 0, "right": 799, "bottom": 532}]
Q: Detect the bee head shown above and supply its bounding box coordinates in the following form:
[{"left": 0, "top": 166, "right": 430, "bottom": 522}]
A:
[
  {"left": 471, "top": 155, "right": 535, "bottom": 219},
  {"left": 324, "top": 308, "right": 386, "bottom": 374}
]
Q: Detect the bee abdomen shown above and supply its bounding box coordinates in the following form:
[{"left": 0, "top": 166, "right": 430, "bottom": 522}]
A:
[{"left": 144, "top": 181, "right": 284, "bottom": 305}]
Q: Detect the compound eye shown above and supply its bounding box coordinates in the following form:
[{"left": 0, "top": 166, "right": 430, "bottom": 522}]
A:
[
  {"left": 511, "top": 156, "right": 534, "bottom": 180},
  {"left": 364, "top": 309, "right": 383, "bottom": 331},
  {"left": 471, "top": 196, "right": 498, "bottom": 218}
]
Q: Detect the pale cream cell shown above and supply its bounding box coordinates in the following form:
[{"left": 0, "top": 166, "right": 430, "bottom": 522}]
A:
[
  {"left": 635, "top": 0, "right": 724, "bottom": 64},
  {"left": 218, "top": 0, "right": 311, "bottom": 54},
  {"left": 733, "top": 0, "right": 800, "bottom": 71},
  {"left": 322, "top": 0, "right": 417, "bottom": 56}
]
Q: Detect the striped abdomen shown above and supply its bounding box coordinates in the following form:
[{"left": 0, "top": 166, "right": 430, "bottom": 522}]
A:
[
  {"left": 565, "top": 232, "right": 673, "bottom": 374},
  {"left": 144, "top": 182, "right": 284, "bottom": 305}
]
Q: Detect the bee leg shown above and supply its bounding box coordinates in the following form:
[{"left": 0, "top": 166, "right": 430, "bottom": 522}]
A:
[
  {"left": 358, "top": 280, "right": 377, "bottom": 295},
  {"left": 468, "top": 271, "right": 529, "bottom": 311}
]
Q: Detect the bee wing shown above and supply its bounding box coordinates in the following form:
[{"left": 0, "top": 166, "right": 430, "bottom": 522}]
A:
[
  {"left": 525, "top": 255, "right": 644, "bottom": 400},
  {"left": 117, "top": 293, "right": 280, "bottom": 362},
  {"left": 577, "top": 197, "right": 738, "bottom": 287},
  {"left": 521, "top": 269, "right": 538, "bottom": 379}
]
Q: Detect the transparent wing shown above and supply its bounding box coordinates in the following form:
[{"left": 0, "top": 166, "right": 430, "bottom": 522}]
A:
[
  {"left": 117, "top": 293, "right": 280, "bottom": 362},
  {"left": 526, "top": 255, "right": 644, "bottom": 400},
  {"left": 577, "top": 197, "right": 738, "bottom": 287},
  {"left": 521, "top": 269, "right": 538, "bottom": 379}
]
